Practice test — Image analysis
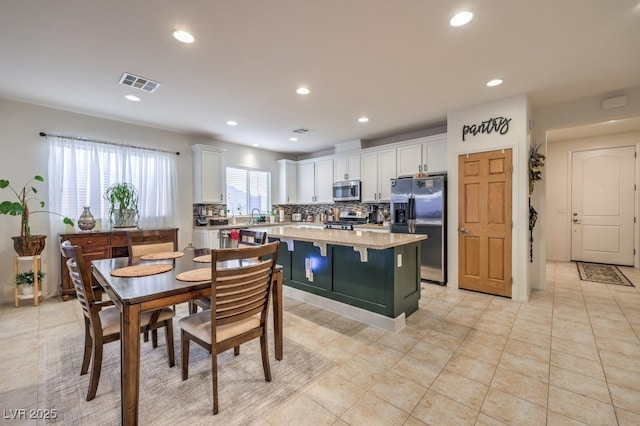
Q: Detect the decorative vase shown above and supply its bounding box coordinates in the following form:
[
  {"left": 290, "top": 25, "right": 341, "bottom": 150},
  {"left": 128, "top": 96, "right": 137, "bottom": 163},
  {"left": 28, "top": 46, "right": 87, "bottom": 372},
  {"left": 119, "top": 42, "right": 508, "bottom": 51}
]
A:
[
  {"left": 78, "top": 206, "right": 96, "bottom": 231},
  {"left": 12, "top": 235, "right": 47, "bottom": 256}
]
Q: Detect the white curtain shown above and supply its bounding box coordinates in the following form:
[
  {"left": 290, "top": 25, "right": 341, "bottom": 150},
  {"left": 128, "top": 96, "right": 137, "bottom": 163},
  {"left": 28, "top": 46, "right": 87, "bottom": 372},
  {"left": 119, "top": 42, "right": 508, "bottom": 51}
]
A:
[{"left": 46, "top": 136, "right": 178, "bottom": 296}]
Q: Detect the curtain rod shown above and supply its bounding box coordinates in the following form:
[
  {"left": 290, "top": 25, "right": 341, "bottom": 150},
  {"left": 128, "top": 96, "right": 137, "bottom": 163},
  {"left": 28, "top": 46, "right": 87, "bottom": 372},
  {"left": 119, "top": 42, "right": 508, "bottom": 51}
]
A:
[{"left": 39, "top": 132, "right": 180, "bottom": 155}]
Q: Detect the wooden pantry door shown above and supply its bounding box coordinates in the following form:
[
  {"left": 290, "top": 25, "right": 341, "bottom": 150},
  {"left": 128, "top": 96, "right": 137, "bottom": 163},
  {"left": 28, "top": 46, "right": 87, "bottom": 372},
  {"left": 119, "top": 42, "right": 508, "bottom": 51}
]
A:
[{"left": 458, "top": 149, "right": 512, "bottom": 297}]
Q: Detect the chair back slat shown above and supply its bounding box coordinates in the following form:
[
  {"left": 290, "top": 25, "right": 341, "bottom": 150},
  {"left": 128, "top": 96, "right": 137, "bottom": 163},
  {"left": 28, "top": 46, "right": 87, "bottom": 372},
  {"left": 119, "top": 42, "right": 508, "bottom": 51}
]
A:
[
  {"left": 60, "top": 242, "right": 98, "bottom": 324},
  {"left": 210, "top": 241, "right": 279, "bottom": 330}
]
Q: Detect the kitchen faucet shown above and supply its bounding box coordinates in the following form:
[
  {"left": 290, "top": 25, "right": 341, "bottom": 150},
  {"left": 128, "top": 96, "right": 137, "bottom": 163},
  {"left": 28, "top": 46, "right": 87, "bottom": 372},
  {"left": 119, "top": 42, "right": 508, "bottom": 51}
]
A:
[{"left": 251, "top": 208, "right": 262, "bottom": 224}]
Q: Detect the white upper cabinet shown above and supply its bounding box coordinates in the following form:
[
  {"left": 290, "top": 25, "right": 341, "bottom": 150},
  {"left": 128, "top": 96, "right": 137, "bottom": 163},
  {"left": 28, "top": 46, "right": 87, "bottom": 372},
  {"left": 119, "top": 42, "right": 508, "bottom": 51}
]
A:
[
  {"left": 192, "top": 144, "right": 224, "bottom": 203},
  {"left": 315, "top": 158, "right": 334, "bottom": 203},
  {"left": 333, "top": 154, "right": 361, "bottom": 182},
  {"left": 277, "top": 159, "right": 297, "bottom": 204},
  {"left": 396, "top": 134, "right": 447, "bottom": 176},
  {"left": 361, "top": 148, "right": 396, "bottom": 202},
  {"left": 296, "top": 158, "right": 334, "bottom": 204}
]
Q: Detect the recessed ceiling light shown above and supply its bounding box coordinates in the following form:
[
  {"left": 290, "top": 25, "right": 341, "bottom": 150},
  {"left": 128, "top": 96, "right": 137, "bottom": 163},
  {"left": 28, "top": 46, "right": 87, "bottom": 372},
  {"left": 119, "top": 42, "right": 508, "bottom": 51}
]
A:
[
  {"left": 296, "top": 87, "right": 310, "bottom": 95},
  {"left": 226, "top": 120, "right": 238, "bottom": 126},
  {"left": 289, "top": 137, "right": 298, "bottom": 142},
  {"left": 173, "top": 30, "right": 195, "bottom": 44},
  {"left": 358, "top": 116, "right": 369, "bottom": 123},
  {"left": 486, "top": 79, "right": 503, "bottom": 87},
  {"left": 450, "top": 11, "right": 473, "bottom": 27},
  {"left": 252, "top": 144, "right": 260, "bottom": 147},
  {"left": 125, "top": 94, "right": 141, "bottom": 102}
]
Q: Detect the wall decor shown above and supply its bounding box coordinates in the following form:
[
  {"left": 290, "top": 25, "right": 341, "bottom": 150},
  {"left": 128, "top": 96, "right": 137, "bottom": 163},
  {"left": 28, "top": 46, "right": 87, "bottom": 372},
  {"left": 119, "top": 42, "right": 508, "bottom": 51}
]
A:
[{"left": 462, "top": 116, "right": 511, "bottom": 141}]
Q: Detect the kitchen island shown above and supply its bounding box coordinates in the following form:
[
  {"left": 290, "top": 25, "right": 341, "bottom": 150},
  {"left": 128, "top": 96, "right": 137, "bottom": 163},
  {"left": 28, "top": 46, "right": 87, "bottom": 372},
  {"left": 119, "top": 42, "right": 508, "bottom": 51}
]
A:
[{"left": 254, "top": 225, "right": 427, "bottom": 331}]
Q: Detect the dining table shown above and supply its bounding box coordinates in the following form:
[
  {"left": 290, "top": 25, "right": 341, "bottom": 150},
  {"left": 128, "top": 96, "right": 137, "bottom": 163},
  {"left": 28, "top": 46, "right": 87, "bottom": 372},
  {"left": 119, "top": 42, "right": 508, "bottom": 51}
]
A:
[{"left": 91, "top": 248, "right": 284, "bottom": 426}]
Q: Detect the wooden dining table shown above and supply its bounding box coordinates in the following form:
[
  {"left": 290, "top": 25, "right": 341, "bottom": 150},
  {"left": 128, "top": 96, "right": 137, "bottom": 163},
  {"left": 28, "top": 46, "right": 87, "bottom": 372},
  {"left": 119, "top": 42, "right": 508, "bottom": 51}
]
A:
[{"left": 91, "top": 248, "right": 283, "bottom": 426}]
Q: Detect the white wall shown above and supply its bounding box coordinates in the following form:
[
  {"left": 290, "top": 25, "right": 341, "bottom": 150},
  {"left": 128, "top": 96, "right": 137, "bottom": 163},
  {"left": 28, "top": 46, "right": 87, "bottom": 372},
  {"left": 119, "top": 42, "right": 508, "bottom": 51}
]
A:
[
  {"left": 0, "top": 98, "right": 288, "bottom": 303},
  {"left": 546, "top": 131, "right": 640, "bottom": 261},
  {"left": 447, "top": 94, "right": 531, "bottom": 301},
  {"left": 533, "top": 86, "right": 640, "bottom": 278}
]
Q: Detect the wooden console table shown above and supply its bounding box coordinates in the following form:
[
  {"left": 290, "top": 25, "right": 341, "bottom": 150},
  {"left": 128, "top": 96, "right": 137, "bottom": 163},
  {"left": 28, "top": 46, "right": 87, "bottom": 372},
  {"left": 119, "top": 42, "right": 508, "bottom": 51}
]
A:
[{"left": 59, "top": 228, "right": 178, "bottom": 300}]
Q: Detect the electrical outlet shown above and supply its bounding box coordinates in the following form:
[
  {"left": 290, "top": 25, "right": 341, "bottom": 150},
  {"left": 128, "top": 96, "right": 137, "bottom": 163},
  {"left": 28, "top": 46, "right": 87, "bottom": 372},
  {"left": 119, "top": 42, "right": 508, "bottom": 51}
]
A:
[{"left": 397, "top": 254, "right": 402, "bottom": 267}]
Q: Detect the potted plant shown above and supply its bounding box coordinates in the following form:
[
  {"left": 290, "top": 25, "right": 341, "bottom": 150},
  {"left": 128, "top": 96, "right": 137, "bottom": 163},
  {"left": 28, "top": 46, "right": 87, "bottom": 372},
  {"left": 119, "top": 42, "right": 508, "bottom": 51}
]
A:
[
  {"left": 0, "top": 175, "right": 74, "bottom": 256},
  {"left": 16, "top": 269, "right": 46, "bottom": 295},
  {"left": 104, "top": 182, "right": 139, "bottom": 228}
]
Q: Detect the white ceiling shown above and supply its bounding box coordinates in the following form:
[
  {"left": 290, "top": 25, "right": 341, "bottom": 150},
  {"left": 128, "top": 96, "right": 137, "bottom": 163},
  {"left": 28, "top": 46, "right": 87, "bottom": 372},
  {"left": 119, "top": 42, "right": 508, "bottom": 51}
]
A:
[{"left": 1, "top": 1, "right": 639, "bottom": 154}]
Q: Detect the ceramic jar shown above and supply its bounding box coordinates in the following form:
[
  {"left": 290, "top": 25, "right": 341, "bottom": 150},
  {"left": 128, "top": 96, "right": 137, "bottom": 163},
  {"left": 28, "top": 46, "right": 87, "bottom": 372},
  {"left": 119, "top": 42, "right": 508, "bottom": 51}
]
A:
[{"left": 78, "top": 206, "right": 96, "bottom": 231}]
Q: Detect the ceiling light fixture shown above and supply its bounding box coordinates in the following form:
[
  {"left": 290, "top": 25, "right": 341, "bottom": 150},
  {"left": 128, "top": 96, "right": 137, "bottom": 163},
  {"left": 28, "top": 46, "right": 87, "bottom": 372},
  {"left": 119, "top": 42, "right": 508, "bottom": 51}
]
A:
[
  {"left": 450, "top": 11, "right": 473, "bottom": 27},
  {"left": 252, "top": 144, "right": 260, "bottom": 147},
  {"left": 296, "top": 87, "right": 310, "bottom": 95},
  {"left": 289, "top": 137, "right": 298, "bottom": 142},
  {"left": 226, "top": 120, "right": 238, "bottom": 126},
  {"left": 173, "top": 30, "right": 195, "bottom": 44},
  {"left": 486, "top": 79, "right": 503, "bottom": 87},
  {"left": 125, "top": 94, "right": 141, "bottom": 102},
  {"left": 358, "top": 117, "right": 369, "bottom": 123}
]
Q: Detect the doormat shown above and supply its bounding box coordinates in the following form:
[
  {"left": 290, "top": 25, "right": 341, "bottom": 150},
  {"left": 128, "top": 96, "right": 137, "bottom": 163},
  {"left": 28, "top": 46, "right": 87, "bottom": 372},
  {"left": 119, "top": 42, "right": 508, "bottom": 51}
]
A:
[{"left": 576, "top": 262, "right": 634, "bottom": 287}]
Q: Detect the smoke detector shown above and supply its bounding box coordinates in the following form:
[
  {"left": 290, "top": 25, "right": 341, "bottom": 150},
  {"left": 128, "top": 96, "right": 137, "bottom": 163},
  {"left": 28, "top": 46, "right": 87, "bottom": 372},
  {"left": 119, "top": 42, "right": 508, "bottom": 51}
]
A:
[{"left": 118, "top": 72, "right": 161, "bottom": 93}]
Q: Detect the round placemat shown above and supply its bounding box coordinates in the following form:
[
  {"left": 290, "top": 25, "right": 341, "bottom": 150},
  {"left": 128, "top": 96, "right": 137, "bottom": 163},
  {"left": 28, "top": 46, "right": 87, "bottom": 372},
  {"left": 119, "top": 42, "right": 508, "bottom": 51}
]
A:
[
  {"left": 193, "top": 254, "right": 212, "bottom": 263},
  {"left": 140, "top": 251, "right": 184, "bottom": 260},
  {"left": 111, "top": 264, "right": 173, "bottom": 277},
  {"left": 176, "top": 268, "right": 211, "bottom": 282}
]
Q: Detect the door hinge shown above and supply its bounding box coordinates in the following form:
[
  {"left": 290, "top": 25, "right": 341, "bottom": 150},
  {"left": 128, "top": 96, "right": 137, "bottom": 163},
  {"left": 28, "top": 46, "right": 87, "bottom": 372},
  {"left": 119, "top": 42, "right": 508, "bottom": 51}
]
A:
[
  {"left": 510, "top": 165, "right": 513, "bottom": 173},
  {"left": 635, "top": 217, "right": 637, "bottom": 223}
]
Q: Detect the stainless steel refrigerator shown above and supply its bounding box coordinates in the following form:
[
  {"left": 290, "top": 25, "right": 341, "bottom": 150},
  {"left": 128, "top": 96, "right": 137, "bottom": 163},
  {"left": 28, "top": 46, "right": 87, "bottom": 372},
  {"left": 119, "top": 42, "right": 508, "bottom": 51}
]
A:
[{"left": 390, "top": 174, "right": 446, "bottom": 284}]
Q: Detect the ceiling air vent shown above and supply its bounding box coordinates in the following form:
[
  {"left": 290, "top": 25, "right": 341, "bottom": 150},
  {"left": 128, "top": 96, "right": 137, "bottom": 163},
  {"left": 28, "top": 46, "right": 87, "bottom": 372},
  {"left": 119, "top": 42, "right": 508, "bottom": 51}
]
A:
[
  {"left": 292, "top": 128, "right": 314, "bottom": 134},
  {"left": 118, "top": 72, "right": 161, "bottom": 93}
]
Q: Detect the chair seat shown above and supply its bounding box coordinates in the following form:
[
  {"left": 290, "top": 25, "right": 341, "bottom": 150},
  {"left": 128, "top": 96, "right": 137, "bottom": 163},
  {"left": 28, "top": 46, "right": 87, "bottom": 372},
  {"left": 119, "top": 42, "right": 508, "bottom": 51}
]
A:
[
  {"left": 100, "top": 307, "right": 175, "bottom": 337},
  {"left": 178, "top": 310, "right": 260, "bottom": 344}
]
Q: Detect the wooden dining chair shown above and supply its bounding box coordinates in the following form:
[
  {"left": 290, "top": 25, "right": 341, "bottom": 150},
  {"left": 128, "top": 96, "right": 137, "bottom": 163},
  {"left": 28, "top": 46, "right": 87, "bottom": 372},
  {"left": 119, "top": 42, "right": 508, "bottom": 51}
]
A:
[
  {"left": 126, "top": 229, "right": 176, "bottom": 260},
  {"left": 127, "top": 229, "right": 178, "bottom": 341},
  {"left": 60, "top": 241, "right": 176, "bottom": 401},
  {"left": 188, "top": 230, "right": 269, "bottom": 315},
  {"left": 179, "top": 241, "right": 280, "bottom": 415}
]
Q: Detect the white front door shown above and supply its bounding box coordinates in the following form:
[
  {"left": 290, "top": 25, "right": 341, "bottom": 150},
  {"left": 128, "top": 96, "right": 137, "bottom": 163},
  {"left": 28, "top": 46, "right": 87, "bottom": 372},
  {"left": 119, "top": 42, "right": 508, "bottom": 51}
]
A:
[{"left": 571, "top": 146, "right": 636, "bottom": 265}]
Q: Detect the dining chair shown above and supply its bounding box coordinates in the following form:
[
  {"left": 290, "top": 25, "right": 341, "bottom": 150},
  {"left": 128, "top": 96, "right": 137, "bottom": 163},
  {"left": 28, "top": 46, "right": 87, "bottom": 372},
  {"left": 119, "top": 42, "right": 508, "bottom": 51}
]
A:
[
  {"left": 188, "top": 230, "right": 268, "bottom": 314},
  {"left": 126, "top": 229, "right": 176, "bottom": 260},
  {"left": 127, "top": 229, "right": 178, "bottom": 342},
  {"left": 60, "top": 241, "right": 176, "bottom": 401},
  {"left": 238, "top": 229, "right": 267, "bottom": 246},
  {"left": 179, "top": 241, "right": 280, "bottom": 415}
]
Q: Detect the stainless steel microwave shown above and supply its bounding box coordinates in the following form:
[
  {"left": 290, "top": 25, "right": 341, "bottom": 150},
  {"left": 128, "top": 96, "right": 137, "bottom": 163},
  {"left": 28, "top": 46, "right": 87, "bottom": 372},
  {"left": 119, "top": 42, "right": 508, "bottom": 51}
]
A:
[{"left": 333, "top": 180, "right": 361, "bottom": 202}]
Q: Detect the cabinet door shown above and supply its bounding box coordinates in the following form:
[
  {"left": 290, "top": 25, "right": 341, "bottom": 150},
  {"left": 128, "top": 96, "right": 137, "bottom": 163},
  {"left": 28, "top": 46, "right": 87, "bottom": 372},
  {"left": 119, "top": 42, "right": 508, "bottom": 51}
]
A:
[
  {"left": 397, "top": 144, "right": 423, "bottom": 176},
  {"left": 284, "top": 161, "right": 298, "bottom": 203},
  {"left": 425, "top": 140, "right": 447, "bottom": 173},
  {"left": 377, "top": 148, "right": 397, "bottom": 202},
  {"left": 333, "top": 154, "right": 360, "bottom": 181},
  {"left": 346, "top": 154, "right": 361, "bottom": 180},
  {"left": 315, "top": 158, "right": 334, "bottom": 203},
  {"left": 193, "top": 146, "right": 224, "bottom": 203},
  {"left": 193, "top": 229, "right": 208, "bottom": 249},
  {"left": 360, "top": 151, "right": 379, "bottom": 202},
  {"left": 208, "top": 230, "right": 221, "bottom": 249},
  {"left": 297, "top": 162, "right": 316, "bottom": 203}
]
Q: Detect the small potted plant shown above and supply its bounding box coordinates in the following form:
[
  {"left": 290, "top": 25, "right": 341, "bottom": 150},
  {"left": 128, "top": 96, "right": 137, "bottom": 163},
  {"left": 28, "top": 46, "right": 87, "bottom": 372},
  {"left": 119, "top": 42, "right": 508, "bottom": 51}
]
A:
[
  {"left": 104, "top": 182, "right": 139, "bottom": 228},
  {"left": 0, "top": 175, "right": 74, "bottom": 256},
  {"left": 16, "top": 269, "right": 46, "bottom": 296}
]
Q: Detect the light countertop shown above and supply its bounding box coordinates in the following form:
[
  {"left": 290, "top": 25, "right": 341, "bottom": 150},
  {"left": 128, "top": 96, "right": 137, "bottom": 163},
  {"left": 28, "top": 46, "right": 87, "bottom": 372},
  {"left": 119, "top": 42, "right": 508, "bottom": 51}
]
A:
[{"left": 249, "top": 225, "right": 425, "bottom": 250}]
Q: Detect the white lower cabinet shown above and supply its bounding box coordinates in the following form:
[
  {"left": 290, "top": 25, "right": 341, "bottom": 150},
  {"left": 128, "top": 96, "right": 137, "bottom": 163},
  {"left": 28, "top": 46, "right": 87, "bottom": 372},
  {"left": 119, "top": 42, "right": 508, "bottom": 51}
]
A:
[{"left": 193, "top": 229, "right": 220, "bottom": 249}]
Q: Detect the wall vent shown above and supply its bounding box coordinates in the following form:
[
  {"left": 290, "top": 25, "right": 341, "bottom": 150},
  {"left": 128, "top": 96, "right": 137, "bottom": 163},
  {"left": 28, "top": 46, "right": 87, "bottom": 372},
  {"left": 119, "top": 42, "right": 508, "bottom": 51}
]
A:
[
  {"left": 292, "top": 127, "right": 314, "bottom": 134},
  {"left": 118, "top": 72, "right": 161, "bottom": 93}
]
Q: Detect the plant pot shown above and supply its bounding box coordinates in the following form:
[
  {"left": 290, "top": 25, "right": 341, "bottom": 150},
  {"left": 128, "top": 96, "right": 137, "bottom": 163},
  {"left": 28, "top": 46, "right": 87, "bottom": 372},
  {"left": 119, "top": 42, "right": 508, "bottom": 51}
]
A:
[
  {"left": 12, "top": 235, "right": 47, "bottom": 256},
  {"left": 19, "top": 284, "right": 34, "bottom": 296},
  {"left": 113, "top": 209, "right": 137, "bottom": 228}
]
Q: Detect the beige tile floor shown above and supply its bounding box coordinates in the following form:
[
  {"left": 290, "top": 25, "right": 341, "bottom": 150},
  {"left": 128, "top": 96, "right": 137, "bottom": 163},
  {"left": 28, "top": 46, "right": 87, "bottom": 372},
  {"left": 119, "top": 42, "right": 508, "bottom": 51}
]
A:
[{"left": 1, "top": 260, "right": 639, "bottom": 425}]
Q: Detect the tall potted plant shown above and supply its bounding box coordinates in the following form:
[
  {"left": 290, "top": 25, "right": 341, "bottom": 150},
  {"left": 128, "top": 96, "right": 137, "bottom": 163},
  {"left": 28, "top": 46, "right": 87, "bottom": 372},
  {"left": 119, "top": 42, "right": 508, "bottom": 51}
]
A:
[
  {"left": 104, "top": 182, "right": 139, "bottom": 228},
  {"left": 0, "top": 175, "right": 74, "bottom": 256}
]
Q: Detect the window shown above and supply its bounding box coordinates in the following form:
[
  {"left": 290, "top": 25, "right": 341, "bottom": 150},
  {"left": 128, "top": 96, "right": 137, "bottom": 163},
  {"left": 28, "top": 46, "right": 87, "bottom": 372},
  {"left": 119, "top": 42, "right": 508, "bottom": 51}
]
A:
[
  {"left": 48, "top": 136, "right": 178, "bottom": 230},
  {"left": 225, "top": 166, "right": 271, "bottom": 216}
]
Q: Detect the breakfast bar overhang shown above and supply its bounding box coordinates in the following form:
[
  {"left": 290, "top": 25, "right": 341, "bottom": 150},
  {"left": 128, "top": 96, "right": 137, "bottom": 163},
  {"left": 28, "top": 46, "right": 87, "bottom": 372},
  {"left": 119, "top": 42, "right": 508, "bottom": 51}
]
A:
[{"left": 257, "top": 226, "right": 428, "bottom": 332}]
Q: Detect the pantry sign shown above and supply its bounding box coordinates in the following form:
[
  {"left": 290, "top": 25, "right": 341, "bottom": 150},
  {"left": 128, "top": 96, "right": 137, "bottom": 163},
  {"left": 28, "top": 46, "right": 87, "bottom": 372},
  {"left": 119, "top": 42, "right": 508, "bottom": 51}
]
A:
[{"left": 462, "top": 116, "right": 511, "bottom": 141}]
